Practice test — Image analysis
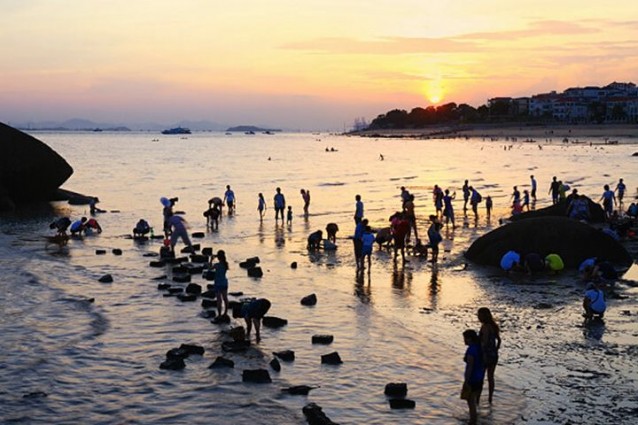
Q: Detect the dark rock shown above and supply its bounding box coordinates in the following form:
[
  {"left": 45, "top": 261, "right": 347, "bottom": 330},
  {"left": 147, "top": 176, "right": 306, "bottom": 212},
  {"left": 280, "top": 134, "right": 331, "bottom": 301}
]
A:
[
  {"left": 177, "top": 293, "right": 197, "bottom": 302},
  {"left": 173, "top": 274, "right": 191, "bottom": 283},
  {"left": 95, "top": 249, "right": 107, "bottom": 255},
  {"left": 534, "top": 302, "right": 553, "bottom": 309},
  {"left": 212, "top": 314, "right": 230, "bottom": 324},
  {"left": 168, "top": 287, "right": 183, "bottom": 294},
  {"left": 152, "top": 274, "right": 167, "bottom": 280},
  {"left": 201, "top": 299, "right": 216, "bottom": 309},
  {"left": 201, "top": 247, "right": 213, "bottom": 256},
  {"left": 632, "top": 152, "right": 638, "bottom": 156},
  {"left": 384, "top": 383, "right": 408, "bottom": 397},
  {"left": 159, "top": 358, "right": 185, "bottom": 370},
  {"left": 22, "top": 391, "right": 48, "bottom": 399},
  {"left": 209, "top": 356, "right": 234, "bottom": 368},
  {"left": 242, "top": 369, "right": 272, "bottom": 383},
  {"left": 231, "top": 302, "right": 245, "bottom": 318},
  {"left": 321, "top": 352, "right": 342, "bottom": 364},
  {"left": 112, "top": 249, "right": 123, "bottom": 256},
  {"left": 302, "top": 402, "right": 339, "bottom": 425},
  {"left": 143, "top": 252, "right": 159, "bottom": 258},
  {"left": 191, "top": 232, "right": 205, "bottom": 238},
  {"left": 160, "top": 246, "right": 175, "bottom": 259},
  {"left": 180, "top": 244, "right": 200, "bottom": 253},
  {"left": 291, "top": 261, "right": 298, "bottom": 269},
  {"left": 282, "top": 385, "right": 318, "bottom": 395},
  {"left": 301, "top": 293, "right": 317, "bottom": 306},
  {"left": 262, "top": 316, "right": 288, "bottom": 328},
  {"left": 149, "top": 260, "right": 166, "bottom": 268},
  {"left": 273, "top": 350, "right": 295, "bottom": 362},
  {"left": 179, "top": 343, "right": 204, "bottom": 356},
  {"left": 465, "top": 217, "right": 633, "bottom": 268},
  {"left": 270, "top": 358, "right": 281, "bottom": 372},
  {"left": 239, "top": 257, "right": 260, "bottom": 269},
  {"left": 0, "top": 123, "right": 73, "bottom": 209},
  {"left": 222, "top": 340, "right": 251, "bottom": 352},
  {"left": 98, "top": 274, "right": 113, "bottom": 283},
  {"left": 165, "top": 256, "right": 188, "bottom": 264},
  {"left": 183, "top": 263, "right": 204, "bottom": 274},
  {"left": 201, "top": 290, "right": 216, "bottom": 299},
  {"left": 389, "top": 398, "right": 415, "bottom": 409},
  {"left": 172, "top": 266, "right": 187, "bottom": 274},
  {"left": 190, "top": 254, "right": 208, "bottom": 264},
  {"left": 227, "top": 326, "right": 246, "bottom": 341},
  {"left": 166, "top": 347, "right": 188, "bottom": 360},
  {"left": 203, "top": 269, "right": 215, "bottom": 281},
  {"left": 312, "top": 335, "right": 334, "bottom": 345},
  {"left": 510, "top": 197, "right": 605, "bottom": 223},
  {"left": 200, "top": 310, "right": 216, "bottom": 318},
  {"left": 157, "top": 283, "right": 171, "bottom": 290},
  {"left": 229, "top": 291, "right": 244, "bottom": 297},
  {"left": 186, "top": 282, "right": 203, "bottom": 295},
  {"left": 247, "top": 266, "right": 263, "bottom": 278}
]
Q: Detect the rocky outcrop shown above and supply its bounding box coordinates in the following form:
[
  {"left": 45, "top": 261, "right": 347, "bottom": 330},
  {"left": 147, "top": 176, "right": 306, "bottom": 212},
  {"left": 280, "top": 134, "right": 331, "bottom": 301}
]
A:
[
  {"left": 510, "top": 197, "right": 605, "bottom": 223},
  {"left": 465, "top": 216, "right": 632, "bottom": 268},
  {"left": 0, "top": 123, "right": 73, "bottom": 209}
]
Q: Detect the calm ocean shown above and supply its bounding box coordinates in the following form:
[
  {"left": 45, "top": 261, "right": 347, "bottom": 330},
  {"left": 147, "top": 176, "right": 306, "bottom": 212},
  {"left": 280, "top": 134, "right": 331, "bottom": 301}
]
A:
[{"left": 1, "top": 131, "right": 637, "bottom": 424}]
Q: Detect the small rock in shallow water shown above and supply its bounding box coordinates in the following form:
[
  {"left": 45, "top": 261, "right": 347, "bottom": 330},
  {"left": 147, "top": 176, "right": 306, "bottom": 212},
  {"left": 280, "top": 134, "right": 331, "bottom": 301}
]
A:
[
  {"left": 209, "top": 356, "right": 234, "bottom": 368},
  {"left": 98, "top": 274, "right": 113, "bottom": 283},
  {"left": 242, "top": 369, "right": 271, "bottom": 383}
]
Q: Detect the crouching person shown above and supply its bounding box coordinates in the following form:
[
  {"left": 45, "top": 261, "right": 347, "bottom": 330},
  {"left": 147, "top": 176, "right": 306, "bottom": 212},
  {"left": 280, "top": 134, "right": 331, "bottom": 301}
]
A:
[{"left": 242, "top": 298, "right": 271, "bottom": 343}]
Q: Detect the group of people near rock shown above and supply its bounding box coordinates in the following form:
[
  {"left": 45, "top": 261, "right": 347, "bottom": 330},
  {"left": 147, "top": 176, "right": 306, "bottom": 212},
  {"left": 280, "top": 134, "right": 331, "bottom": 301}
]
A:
[{"left": 49, "top": 215, "right": 102, "bottom": 238}]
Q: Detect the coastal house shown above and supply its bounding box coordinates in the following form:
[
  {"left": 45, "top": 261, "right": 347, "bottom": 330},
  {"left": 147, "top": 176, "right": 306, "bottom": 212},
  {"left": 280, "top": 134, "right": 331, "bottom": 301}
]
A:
[{"left": 529, "top": 91, "right": 559, "bottom": 118}]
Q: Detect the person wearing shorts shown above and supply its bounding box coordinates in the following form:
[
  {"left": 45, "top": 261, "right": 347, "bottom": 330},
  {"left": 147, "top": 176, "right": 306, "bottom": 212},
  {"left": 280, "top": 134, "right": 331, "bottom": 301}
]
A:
[{"left": 242, "top": 298, "right": 271, "bottom": 342}]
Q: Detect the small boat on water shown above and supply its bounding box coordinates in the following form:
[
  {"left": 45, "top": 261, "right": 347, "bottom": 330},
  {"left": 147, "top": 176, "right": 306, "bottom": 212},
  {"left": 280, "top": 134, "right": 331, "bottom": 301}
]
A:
[{"left": 162, "top": 127, "right": 191, "bottom": 135}]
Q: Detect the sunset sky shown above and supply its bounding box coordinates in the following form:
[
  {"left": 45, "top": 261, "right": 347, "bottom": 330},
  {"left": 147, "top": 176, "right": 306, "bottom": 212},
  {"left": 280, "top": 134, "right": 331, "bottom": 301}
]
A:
[{"left": 1, "top": 0, "right": 637, "bottom": 130}]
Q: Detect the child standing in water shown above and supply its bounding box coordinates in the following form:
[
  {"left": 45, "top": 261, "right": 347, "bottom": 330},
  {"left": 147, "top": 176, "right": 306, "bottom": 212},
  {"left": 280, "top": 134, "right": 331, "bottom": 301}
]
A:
[
  {"left": 286, "top": 206, "right": 293, "bottom": 225},
  {"left": 462, "top": 329, "right": 485, "bottom": 425},
  {"left": 257, "top": 193, "right": 266, "bottom": 220}
]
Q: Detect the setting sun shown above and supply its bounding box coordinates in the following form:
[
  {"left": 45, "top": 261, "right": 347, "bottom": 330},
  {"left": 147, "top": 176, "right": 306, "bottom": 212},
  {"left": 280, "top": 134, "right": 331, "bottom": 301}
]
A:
[{"left": 425, "top": 79, "right": 445, "bottom": 105}]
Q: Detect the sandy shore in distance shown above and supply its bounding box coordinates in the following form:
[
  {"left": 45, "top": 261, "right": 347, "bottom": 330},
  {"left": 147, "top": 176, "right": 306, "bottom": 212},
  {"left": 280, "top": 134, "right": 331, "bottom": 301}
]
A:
[{"left": 355, "top": 123, "right": 638, "bottom": 141}]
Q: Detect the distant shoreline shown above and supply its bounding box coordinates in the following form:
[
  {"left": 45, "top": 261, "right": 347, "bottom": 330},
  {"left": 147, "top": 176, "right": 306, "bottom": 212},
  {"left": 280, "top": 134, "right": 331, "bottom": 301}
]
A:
[{"left": 354, "top": 123, "right": 638, "bottom": 141}]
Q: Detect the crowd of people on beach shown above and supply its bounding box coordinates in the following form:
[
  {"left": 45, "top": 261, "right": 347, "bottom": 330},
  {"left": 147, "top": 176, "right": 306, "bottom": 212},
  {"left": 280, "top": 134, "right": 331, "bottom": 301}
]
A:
[{"left": 45, "top": 169, "right": 635, "bottom": 424}]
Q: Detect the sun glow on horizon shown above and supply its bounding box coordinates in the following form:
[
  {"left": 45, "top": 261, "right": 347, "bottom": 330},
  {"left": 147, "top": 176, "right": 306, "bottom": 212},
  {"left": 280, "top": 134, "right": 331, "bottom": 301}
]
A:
[{"left": 424, "top": 78, "right": 445, "bottom": 105}]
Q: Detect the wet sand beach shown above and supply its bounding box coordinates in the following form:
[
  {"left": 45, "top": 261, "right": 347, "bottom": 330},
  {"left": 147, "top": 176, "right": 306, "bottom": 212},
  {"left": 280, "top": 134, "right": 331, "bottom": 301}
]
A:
[{"left": 0, "top": 131, "right": 637, "bottom": 424}]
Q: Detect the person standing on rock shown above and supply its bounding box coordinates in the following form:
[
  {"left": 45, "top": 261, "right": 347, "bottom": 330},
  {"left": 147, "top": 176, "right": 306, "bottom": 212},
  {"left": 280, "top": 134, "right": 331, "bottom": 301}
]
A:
[
  {"left": 212, "top": 250, "right": 229, "bottom": 318},
  {"left": 599, "top": 184, "right": 617, "bottom": 220}
]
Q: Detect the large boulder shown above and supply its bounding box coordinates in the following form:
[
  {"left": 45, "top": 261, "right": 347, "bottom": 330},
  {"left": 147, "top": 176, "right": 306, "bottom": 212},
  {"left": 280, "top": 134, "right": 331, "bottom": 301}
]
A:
[
  {"left": 465, "top": 216, "right": 632, "bottom": 268},
  {"left": 0, "top": 123, "right": 73, "bottom": 209},
  {"left": 510, "top": 197, "right": 605, "bottom": 223}
]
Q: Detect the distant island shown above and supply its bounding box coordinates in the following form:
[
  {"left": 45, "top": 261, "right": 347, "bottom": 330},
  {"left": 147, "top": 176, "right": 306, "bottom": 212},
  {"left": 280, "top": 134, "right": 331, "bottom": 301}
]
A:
[{"left": 226, "top": 125, "right": 281, "bottom": 133}]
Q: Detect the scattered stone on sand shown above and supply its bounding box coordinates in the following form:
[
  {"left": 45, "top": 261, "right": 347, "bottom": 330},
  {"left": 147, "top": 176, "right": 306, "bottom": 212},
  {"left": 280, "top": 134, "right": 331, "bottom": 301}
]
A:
[
  {"left": 247, "top": 266, "right": 263, "bottom": 278},
  {"left": 212, "top": 314, "right": 231, "bottom": 325},
  {"left": 384, "top": 383, "right": 408, "bottom": 397},
  {"left": 262, "top": 316, "right": 288, "bottom": 328},
  {"left": 177, "top": 293, "right": 197, "bottom": 302},
  {"left": 98, "top": 274, "right": 113, "bottom": 283},
  {"left": 190, "top": 254, "right": 208, "bottom": 264},
  {"left": 312, "top": 335, "right": 334, "bottom": 345},
  {"left": 191, "top": 232, "right": 205, "bottom": 238},
  {"left": 389, "top": 398, "right": 416, "bottom": 409},
  {"left": 302, "top": 403, "right": 339, "bottom": 425},
  {"left": 270, "top": 358, "right": 281, "bottom": 372},
  {"left": 201, "top": 247, "right": 213, "bottom": 256},
  {"left": 222, "top": 340, "right": 250, "bottom": 352},
  {"left": 209, "top": 356, "right": 234, "bottom": 369},
  {"left": 321, "top": 352, "right": 343, "bottom": 364},
  {"left": 185, "top": 283, "right": 202, "bottom": 294},
  {"left": 149, "top": 260, "right": 166, "bottom": 268},
  {"left": 112, "top": 248, "right": 123, "bottom": 255},
  {"left": 168, "top": 287, "right": 183, "bottom": 294},
  {"left": 157, "top": 283, "right": 171, "bottom": 290},
  {"left": 273, "top": 350, "right": 295, "bottom": 362},
  {"left": 201, "top": 299, "right": 216, "bottom": 309},
  {"left": 152, "top": 274, "right": 167, "bottom": 280},
  {"left": 96, "top": 249, "right": 107, "bottom": 255},
  {"left": 239, "top": 257, "right": 260, "bottom": 269},
  {"left": 179, "top": 343, "right": 205, "bottom": 356},
  {"left": 159, "top": 358, "right": 185, "bottom": 370},
  {"left": 282, "top": 385, "right": 318, "bottom": 395},
  {"left": 301, "top": 293, "right": 317, "bottom": 306},
  {"left": 291, "top": 261, "right": 298, "bottom": 269},
  {"left": 173, "top": 274, "right": 191, "bottom": 283},
  {"left": 242, "top": 369, "right": 272, "bottom": 383},
  {"left": 229, "top": 291, "right": 243, "bottom": 297}
]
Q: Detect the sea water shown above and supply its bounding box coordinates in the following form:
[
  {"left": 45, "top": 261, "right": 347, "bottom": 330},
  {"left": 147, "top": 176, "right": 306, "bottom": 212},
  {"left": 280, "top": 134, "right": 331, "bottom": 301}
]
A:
[{"left": 0, "top": 131, "right": 637, "bottom": 424}]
